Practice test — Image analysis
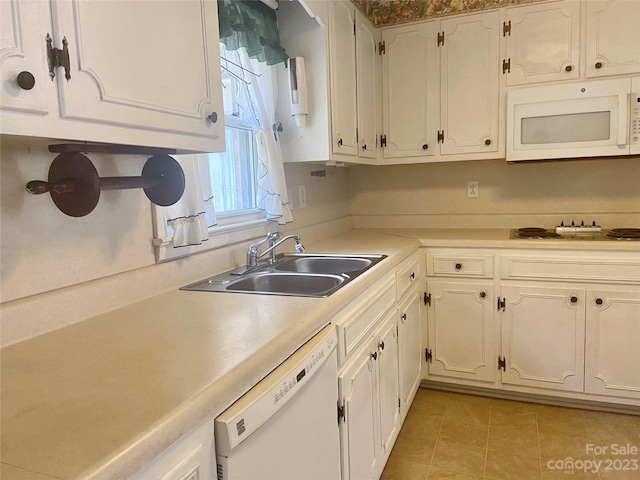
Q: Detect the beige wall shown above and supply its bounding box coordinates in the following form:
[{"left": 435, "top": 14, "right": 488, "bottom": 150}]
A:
[
  {"left": 0, "top": 138, "right": 350, "bottom": 346},
  {"left": 349, "top": 157, "right": 640, "bottom": 228}
]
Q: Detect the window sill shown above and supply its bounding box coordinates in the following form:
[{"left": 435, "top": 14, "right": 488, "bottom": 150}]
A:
[{"left": 154, "top": 215, "right": 273, "bottom": 263}]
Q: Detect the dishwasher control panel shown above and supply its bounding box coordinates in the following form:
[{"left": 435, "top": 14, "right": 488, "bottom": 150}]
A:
[{"left": 215, "top": 325, "right": 337, "bottom": 454}]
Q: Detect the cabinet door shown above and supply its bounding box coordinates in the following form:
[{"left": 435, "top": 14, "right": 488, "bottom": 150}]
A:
[
  {"left": 329, "top": 1, "right": 358, "bottom": 156},
  {"left": 356, "top": 11, "right": 379, "bottom": 160},
  {"left": 505, "top": 1, "right": 580, "bottom": 86},
  {"left": 427, "top": 282, "right": 495, "bottom": 383},
  {"left": 0, "top": 0, "right": 51, "bottom": 117},
  {"left": 501, "top": 286, "right": 585, "bottom": 392},
  {"left": 50, "top": 0, "right": 224, "bottom": 145},
  {"left": 339, "top": 337, "right": 379, "bottom": 480},
  {"left": 398, "top": 290, "right": 423, "bottom": 417},
  {"left": 375, "top": 313, "right": 400, "bottom": 464},
  {"left": 586, "top": 0, "right": 640, "bottom": 78},
  {"left": 381, "top": 22, "right": 437, "bottom": 159},
  {"left": 585, "top": 290, "right": 640, "bottom": 399},
  {"left": 440, "top": 12, "right": 500, "bottom": 156}
]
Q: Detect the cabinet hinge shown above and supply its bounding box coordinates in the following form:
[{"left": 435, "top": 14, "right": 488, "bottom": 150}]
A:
[
  {"left": 437, "top": 31, "right": 444, "bottom": 47},
  {"left": 380, "top": 134, "right": 387, "bottom": 148},
  {"left": 45, "top": 33, "right": 71, "bottom": 81},
  {"left": 353, "top": 20, "right": 356, "bottom": 35},
  {"left": 498, "top": 356, "right": 506, "bottom": 371},
  {"left": 503, "top": 20, "right": 511, "bottom": 36},
  {"left": 497, "top": 297, "right": 506, "bottom": 311},
  {"left": 502, "top": 58, "right": 511, "bottom": 74},
  {"left": 424, "top": 292, "right": 431, "bottom": 306},
  {"left": 355, "top": 128, "right": 358, "bottom": 142},
  {"left": 398, "top": 397, "right": 401, "bottom": 411},
  {"left": 337, "top": 400, "right": 345, "bottom": 424},
  {"left": 425, "top": 348, "right": 433, "bottom": 363},
  {"left": 378, "top": 41, "right": 386, "bottom": 55},
  {"left": 437, "top": 130, "right": 444, "bottom": 143}
]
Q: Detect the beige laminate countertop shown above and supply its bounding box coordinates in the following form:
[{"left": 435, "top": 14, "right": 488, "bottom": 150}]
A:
[
  {"left": 2, "top": 228, "right": 638, "bottom": 480},
  {"left": 0, "top": 231, "right": 419, "bottom": 480}
]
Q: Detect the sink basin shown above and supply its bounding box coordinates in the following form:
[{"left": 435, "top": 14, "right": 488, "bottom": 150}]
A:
[
  {"left": 275, "top": 256, "right": 374, "bottom": 274},
  {"left": 226, "top": 272, "right": 344, "bottom": 296},
  {"left": 180, "top": 253, "right": 386, "bottom": 297}
]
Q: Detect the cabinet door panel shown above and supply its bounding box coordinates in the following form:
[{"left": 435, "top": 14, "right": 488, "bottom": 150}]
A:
[
  {"left": 585, "top": 290, "right": 640, "bottom": 399},
  {"left": 586, "top": 0, "right": 640, "bottom": 78},
  {"left": 51, "top": 0, "right": 223, "bottom": 141},
  {"left": 399, "top": 291, "right": 423, "bottom": 415},
  {"left": 440, "top": 12, "right": 500, "bottom": 155},
  {"left": 382, "top": 23, "right": 437, "bottom": 159},
  {"left": 506, "top": 1, "right": 580, "bottom": 85},
  {"left": 356, "top": 11, "right": 379, "bottom": 160},
  {"left": 339, "top": 338, "right": 378, "bottom": 480},
  {"left": 501, "top": 286, "right": 585, "bottom": 392},
  {"left": 427, "top": 282, "right": 495, "bottom": 383},
  {"left": 376, "top": 314, "right": 400, "bottom": 462},
  {"left": 0, "top": 0, "right": 50, "bottom": 116},
  {"left": 329, "top": 1, "right": 357, "bottom": 156}
]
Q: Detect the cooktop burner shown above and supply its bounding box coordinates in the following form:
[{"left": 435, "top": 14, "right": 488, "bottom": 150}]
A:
[
  {"left": 514, "top": 227, "right": 561, "bottom": 239},
  {"left": 606, "top": 228, "right": 640, "bottom": 240}
]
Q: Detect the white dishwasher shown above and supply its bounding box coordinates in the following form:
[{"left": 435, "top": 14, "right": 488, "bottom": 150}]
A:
[{"left": 214, "top": 324, "right": 341, "bottom": 480}]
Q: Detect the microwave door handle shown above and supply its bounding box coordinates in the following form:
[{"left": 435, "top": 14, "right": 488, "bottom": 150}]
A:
[{"left": 618, "top": 94, "right": 628, "bottom": 146}]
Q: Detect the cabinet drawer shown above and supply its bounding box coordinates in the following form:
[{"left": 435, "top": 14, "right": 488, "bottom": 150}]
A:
[
  {"left": 426, "top": 254, "right": 494, "bottom": 278},
  {"left": 396, "top": 253, "right": 421, "bottom": 300},
  {"left": 335, "top": 278, "right": 396, "bottom": 365},
  {"left": 500, "top": 256, "right": 640, "bottom": 283}
]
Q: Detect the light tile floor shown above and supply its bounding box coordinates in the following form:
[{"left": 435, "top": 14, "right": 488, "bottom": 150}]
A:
[{"left": 381, "top": 388, "right": 640, "bottom": 480}]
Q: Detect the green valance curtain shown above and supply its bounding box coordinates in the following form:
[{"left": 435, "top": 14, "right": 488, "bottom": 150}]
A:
[{"left": 218, "top": 0, "right": 288, "bottom": 65}]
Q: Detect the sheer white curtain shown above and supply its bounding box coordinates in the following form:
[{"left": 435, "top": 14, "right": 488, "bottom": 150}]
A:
[
  {"left": 161, "top": 154, "right": 217, "bottom": 247},
  {"left": 236, "top": 49, "right": 293, "bottom": 224}
]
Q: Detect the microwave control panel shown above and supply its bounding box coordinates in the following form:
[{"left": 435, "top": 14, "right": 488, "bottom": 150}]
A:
[{"left": 632, "top": 94, "right": 640, "bottom": 145}]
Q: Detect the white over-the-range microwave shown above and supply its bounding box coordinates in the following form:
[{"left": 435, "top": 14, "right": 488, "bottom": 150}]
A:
[{"left": 507, "top": 77, "right": 640, "bottom": 161}]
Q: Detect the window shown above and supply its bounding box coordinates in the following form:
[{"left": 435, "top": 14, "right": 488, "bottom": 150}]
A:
[{"left": 152, "top": 47, "right": 272, "bottom": 262}]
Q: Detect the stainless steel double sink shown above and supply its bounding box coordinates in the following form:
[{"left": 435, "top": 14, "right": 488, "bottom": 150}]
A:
[{"left": 181, "top": 253, "right": 386, "bottom": 297}]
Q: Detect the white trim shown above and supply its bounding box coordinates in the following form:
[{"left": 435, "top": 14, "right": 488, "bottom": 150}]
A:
[{"left": 152, "top": 203, "right": 273, "bottom": 263}]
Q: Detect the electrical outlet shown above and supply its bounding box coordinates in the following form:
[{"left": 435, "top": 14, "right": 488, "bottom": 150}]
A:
[
  {"left": 468, "top": 181, "right": 479, "bottom": 198},
  {"left": 298, "top": 185, "right": 307, "bottom": 208}
]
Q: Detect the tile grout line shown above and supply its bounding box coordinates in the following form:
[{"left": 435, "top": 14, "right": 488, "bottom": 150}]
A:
[
  {"left": 424, "top": 396, "right": 447, "bottom": 480},
  {"left": 483, "top": 403, "right": 492, "bottom": 480}
]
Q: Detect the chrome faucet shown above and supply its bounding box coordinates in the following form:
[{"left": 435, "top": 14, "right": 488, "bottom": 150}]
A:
[{"left": 246, "top": 232, "right": 305, "bottom": 268}]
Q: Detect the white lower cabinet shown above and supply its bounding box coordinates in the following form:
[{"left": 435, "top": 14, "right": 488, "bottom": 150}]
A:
[
  {"left": 424, "top": 247, "right": 640, "bottom": 406},
  {"left": 398, "top": 288, "right": 424, "bottom": 418},
  {"left": 585, "top": 289, "right": 640, "bottom": 398},
  {"left": 338, "top": 310, "right": 398, "bottom": 480},
  {"left": 129, "top": 419, "right": 213, "bottom": 480},
  {"left": 500, "top": 285, "right": 585, "bottom": 392},
  {"left": 425, "top": 281, "right": 496, "bottom": 384}
]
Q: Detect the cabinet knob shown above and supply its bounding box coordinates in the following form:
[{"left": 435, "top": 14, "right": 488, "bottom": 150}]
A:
[
  {"left": 570, "top": 296, "right": 578, "bottom": 304},
  {"left": 401, "top": 313, "right": 407, "bottom": 323},
  {"left": 206, "top": 112, "right": 218, "bottom": 124},
  {"left": 371, "top": 351, "right": 378, "bottom": 361},
  {"left": 485, "top": 139, "right": 492, "bottom": 146},
  {"left": 378, "top": 341, "right": 385, "bottom": 351},
  {"left": 410, "top": 272, "right": 415, "bottom": 280},
  {"left": 362, "top": 143, "right": 367, "bottom": 151},
  {"left": 595, "top": 298, "right": 603, "bottom": 305},
  {"left": 455, "top": 263, "right": 462, "bottom": 270},
  {"left": 17, "top": 71, "right": 36, "bottom": 90},
  {"left": 338, "top": 138, "right": 343, "bottom": 146},
  {"left": 480, "top": 291, "right": 486, "bottom": 298},
  {"left": 565, "top": 65, "right": 573, "bottom": 72},
  {"left": 595, "top": 62, "right": 603, "bottom": 69},
  {"left": 422, "top": 144, "right": 429, "bottom": 150}
]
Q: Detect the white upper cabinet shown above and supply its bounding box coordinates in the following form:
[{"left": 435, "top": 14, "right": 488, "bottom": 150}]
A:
[
  {"left": 356, "top": 11, "right": 379, "bottom": 160},
  {"left": 1, "top": 0, "right": 225, "bottom": 153},
  {"left": 0, "top": 0, "right": 51, "bottom": 116},
  {"left": 586, "top": 0, "right": 640, "bottom": 78},
  {"left": 381, "top": 22, "right": 437, "bottom": 160},
  {"left": 329, "top": 0, "right": 358, "bottom": 156},
  {"left": 439, "top": 11, "right": 501, "bottom": 157},
  {"left": 504, "top": 1, "right": 581, "bottom": 86}
]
